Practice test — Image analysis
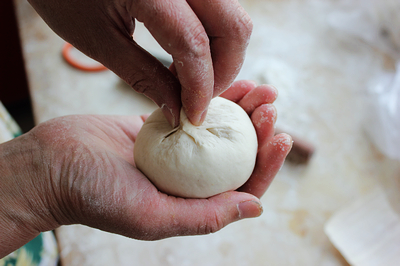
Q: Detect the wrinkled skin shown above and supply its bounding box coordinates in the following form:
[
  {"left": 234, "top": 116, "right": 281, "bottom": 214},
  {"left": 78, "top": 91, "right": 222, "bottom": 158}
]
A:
[
  {"left": 0, "top": 81, "right": 291, "bottom": 257},
  {"left": 28, "top": 0, "right": 253, "bottom": 127}
]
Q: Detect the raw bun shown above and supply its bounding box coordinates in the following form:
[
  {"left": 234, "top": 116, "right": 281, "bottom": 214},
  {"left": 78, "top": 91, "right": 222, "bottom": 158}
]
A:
[{"left": 134, "top": 97, "right": 258, "bottom": 198}]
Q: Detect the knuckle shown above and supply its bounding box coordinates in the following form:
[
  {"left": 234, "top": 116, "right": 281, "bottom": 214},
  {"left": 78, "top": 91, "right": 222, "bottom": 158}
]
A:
[
  {"left": 30, "top": 117, "right": 76, "bottom": 147},
  {"left": 132, "top": 81, "right": 149, "bottom": 95},
  {"left": 126, "top": 74, "right": 150, "bottom": 95},
  {"left": 197, "top": 211, "right": 225, "bottom": 235},
  {"left": 231, "top": 9, "right": 253, "bottom": 40},
  {"left": 239, "top": 16, "right": 253, "bottom": 39},
  {"left": 175, "top": 23, "right": 210, "bottom": 58}
]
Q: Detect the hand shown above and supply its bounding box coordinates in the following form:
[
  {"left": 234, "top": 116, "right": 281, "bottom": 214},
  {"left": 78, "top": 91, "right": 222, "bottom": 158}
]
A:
[
  {"left": 0, "top": 81, "right": 291, "bottom": 257},
  {"left": 28, "top": 0, "right": 253, "bottom": 127}
]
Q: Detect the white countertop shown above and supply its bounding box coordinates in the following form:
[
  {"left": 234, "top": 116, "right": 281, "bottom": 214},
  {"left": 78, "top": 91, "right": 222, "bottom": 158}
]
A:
[{"left": 15, "top": 0, "right": 400, "bottom": 265}]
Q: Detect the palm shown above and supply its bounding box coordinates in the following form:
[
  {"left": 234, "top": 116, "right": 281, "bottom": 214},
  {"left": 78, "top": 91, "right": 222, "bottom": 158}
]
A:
[{"left": 34, "top": 81, "right": 291, "bottom": 240}]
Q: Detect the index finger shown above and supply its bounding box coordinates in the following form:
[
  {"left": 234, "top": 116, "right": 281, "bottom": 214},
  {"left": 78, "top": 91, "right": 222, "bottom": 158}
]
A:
[
  {"left": 132, "top": 0, "right": 214, "bottom": 126},
  {"left": 187, "top": 0, "right": 253, "bottom": 96}
]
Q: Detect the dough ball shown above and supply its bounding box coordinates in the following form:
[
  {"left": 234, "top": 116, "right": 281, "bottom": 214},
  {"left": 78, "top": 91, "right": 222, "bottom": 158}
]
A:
[{"left": 134, "top": 97, "right": 258, "bottom": 198}]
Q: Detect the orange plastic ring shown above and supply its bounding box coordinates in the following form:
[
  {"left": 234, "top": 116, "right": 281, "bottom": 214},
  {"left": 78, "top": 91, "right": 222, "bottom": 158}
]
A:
[{"left": 62, "top": 43, "right": 108, "bottom": 72}]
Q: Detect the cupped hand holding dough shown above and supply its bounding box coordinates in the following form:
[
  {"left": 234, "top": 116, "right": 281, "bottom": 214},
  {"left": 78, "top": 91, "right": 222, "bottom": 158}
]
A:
[{"left": 134, "top": 97, "right": 258, "bottom": 198}]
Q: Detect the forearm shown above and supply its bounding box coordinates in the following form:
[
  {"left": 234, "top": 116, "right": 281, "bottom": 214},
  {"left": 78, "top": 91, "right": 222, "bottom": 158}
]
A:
[
  {"left": 0, "top": 208, "right": 40, "bottom": 258},
  {"left": 0, "top": 134, "right": 57, "bottom": 258}
]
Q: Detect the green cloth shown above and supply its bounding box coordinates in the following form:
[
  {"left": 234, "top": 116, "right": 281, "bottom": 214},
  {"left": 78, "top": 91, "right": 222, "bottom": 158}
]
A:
[
  {"left": 0, "top": 102, "right": 58, "bottom": 266},
  {"left": 0, "top": 232, "right": 58, "bottom": 266}
]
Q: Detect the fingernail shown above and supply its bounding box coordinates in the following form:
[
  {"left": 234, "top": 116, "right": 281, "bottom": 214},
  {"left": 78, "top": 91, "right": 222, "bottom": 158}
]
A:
[
  {"left": 237, "top": 200, "right": 263, "bottom": 219},
  {"left": 190, "top": 109, "right": 208, "bottom": 126},
  {"left": 161, "top": 104, "right": 178, "bottom": 128},
  {"left": 282, "top": 133, "right": 293, "bottom": 150},
  {"left": 199, "top": 109, "right": 208, "bottom": 123},
  {"left": 272, "top": 105, "right": 278, "bottom": 125},
  {"left": 267, "top": 84, "right": 277, "bottom": 92},
  {"left": 267, "top": 84, "right": 278, "bottom": 99}
]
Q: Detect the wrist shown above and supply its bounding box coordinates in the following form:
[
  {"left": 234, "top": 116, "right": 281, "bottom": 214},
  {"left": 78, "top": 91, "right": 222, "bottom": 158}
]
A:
[{"left": 0, "top": 133, "right": 59, "bottom": 257}]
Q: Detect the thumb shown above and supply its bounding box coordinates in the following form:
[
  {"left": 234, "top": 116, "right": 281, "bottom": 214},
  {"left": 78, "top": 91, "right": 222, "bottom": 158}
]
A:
[
  {"left": 28, "top": 0, "right": 182, "bottom": 127},
  {"left": 97, "top": 34, "right": 182, "bottom": 128},
  {"left": 133, "top": 191, "right": 263, "bottom": 240}
]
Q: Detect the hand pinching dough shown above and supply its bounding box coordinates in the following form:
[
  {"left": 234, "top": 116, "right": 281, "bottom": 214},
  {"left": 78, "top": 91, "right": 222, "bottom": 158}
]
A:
[{"left": 134, "top": 97, "right": 258, "bottom": 198}]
